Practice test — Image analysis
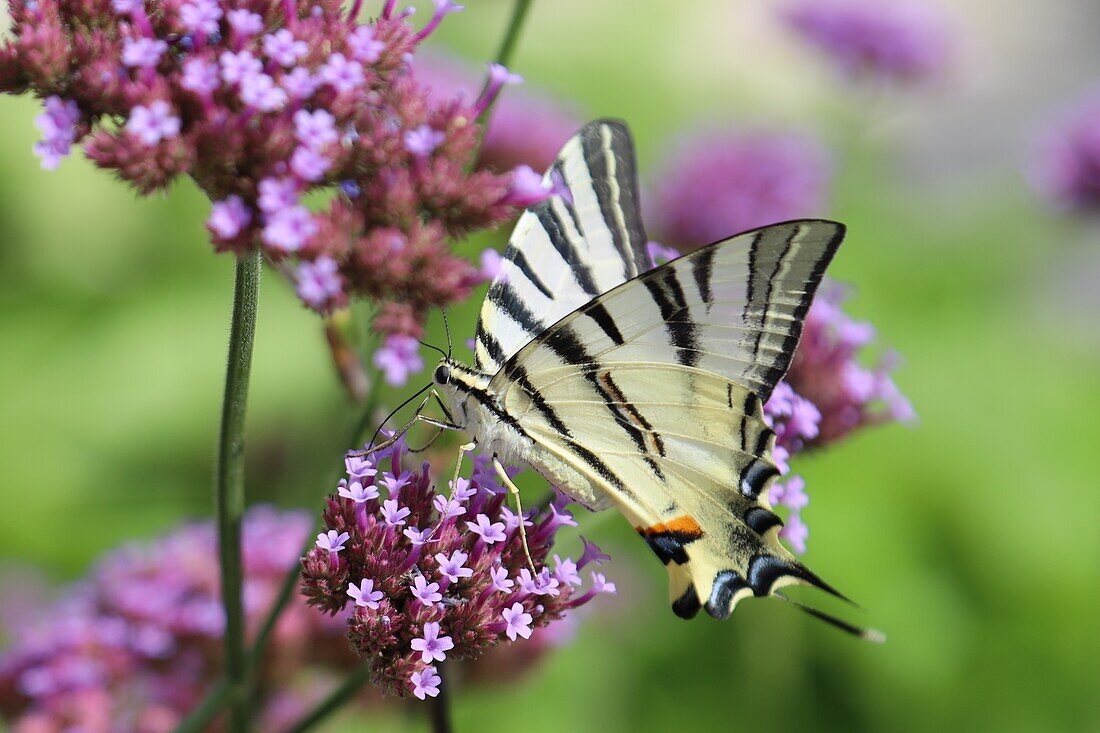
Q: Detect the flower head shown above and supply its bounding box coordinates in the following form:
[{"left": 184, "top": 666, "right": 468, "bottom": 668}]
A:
[
  {"left": 781, "top": 0, "right": 953, "bottom": 84},
  {"left": 647, "top": 128, "right": 832, "bottom": 250},
  {"left": 373, "top": 335, "right": 424, "bottom": 387},
  {"left": 0, "top": 0, "right": 532, "bottom": 333},
  {"left": 301, "top": 441, "right": 611, "bottom": 698},
  {"left": 410, "top": 665, "right": 441, "bottom": 699}
]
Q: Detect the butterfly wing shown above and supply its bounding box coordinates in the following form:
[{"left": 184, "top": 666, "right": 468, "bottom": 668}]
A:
[
  {"left": 473, "top": 119, "right": 650, "bottom": 373},
  {"left": 490, "top": 220, "right": 846, "bottom": 618}
]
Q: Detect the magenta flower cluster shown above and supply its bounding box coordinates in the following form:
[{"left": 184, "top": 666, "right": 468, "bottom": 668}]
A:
[
  {"left": 300, "top": 436, "right": 615, "bottom": 699},
  {"left": 762, "top": 281, "right": 914, "bottom": 553},
  {"left": 1032, "top": 89, "right": 1100, "bottom": 212},
  {"left": 0, "top": 507, "right": 352, "bottom": 732},
  {"left": 780, "top": 0, "right": 952, "bottom": 85},
  {"left": 647, "top": 128, "right": 832, "bottom": 250},
  {"left": 0, "top": 0, "right": 551, "bottom": 334}
]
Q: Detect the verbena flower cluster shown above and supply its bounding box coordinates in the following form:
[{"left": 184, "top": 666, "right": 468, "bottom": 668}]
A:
[
  {"left": 1032, "top": 89, "right": 1100, "bottom": 212},
  {"left": 300, "top": 436, "right": 614, "bottom": 699},
  {"left": 780, "top": 0, "right": 952, "bottom": 85},
  {"left": 647, "top": 128, "right": 832, "bottom": 251},
  {"left": 763, "top": 282, "right": 914, "bottom": 554},
  {"left": 0, "top": 507, "right": 352, "bottom": 732},
  {"left": 0, "top": 0, "right": 549, "bottom": 334},
  {"left": 414, "top": 50, "right": 582, "bottom": 173}
]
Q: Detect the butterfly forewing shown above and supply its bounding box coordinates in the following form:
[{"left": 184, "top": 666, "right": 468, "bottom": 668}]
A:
[{"left": 473, "top": 120, "right": 649, "bottom": 373}]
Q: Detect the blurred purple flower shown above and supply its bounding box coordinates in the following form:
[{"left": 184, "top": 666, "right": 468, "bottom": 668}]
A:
[
  {"left": 1032, "top": 89, "right": 1100, "bottom": 212},
  {"left": 0, "top": 508, "right": 350, "bottom": 732},
  {"left": 32, "top": 96, "right": 80, "bottom": 170},
  {"left": 373, "top": 334, "right": 424, "bottom": 387},
  {"left": 301, "top": 439, "right": 613, "bottom": 698},
  {"left": 647, "top": 128, "right": 832, "bottom": 249},
  {"left": 781, "top": 0, "right": 953, "bottom": 84},
  {"left": 295, "top": 255, "right": 346, "bottom": 313},
  {"left": 413, "top": 50, "right": 583, "bottom": 172}
]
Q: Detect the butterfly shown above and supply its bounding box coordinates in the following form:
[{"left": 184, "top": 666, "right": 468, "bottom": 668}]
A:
[{"left": 427, "top": 119, "right": 878, "bottom": 637}]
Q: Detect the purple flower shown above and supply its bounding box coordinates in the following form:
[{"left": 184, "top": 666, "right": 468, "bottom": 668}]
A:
[
  {"left": 315, "top": 530, "right": 350, "bottom": 553},
  {"left": 410, "top": 622, "right": 454, "bottom": 663},
  {"left": 219, "top": 50, "right": 262, "bottom": 85},
  {"left": 121, "top": 37, "right": 167, "bottom": 68},
  {"left": 1033, "top": 90, "right": 1100, "bottom": 212},
  {"left": 779, "top": 512, "right": 809, "bottom": 554},
  {"left": 404, "top": 124, "right": 445, "bottom": 157},
  {"left": 372, "top": 334, "right": 424, "bottom": 387},
  {"left": 781, "top": 0, "right": 952, "bottom": 84},
  {"left": 263, "top": 29, "right": 308, "bottom": 67},
  {"left": 646, "top": 241, "right": 680, "bottom": 266},
  {"left": 294, "top": 109, "right": 339, "bottom": 150},
  {"left": 348, "top": 579, "right": 384, "bottom": 609},
  {"left": 290, "top": 145, "right": 331, "bottom": 181},
  {"left": 32, "top": 96, "right": 80, "bottom": 170},
  {"left": 110, "top": 0, "right": 141, "bottom": 14},
  {"left": 415, "top": 0, "right": 464, "bottom": 42},
  {"left": 410, "top": 666, "right": 441, "bottom": 699},
  {"left": 501, "top": 602, "right": 533, "bottom": 641},
  {"left": 404, "top": 526, "right": 434, "bottom": 546},
  {"left": 553, "top": 556, "right": 581, "bottom": 586},
  {"left": 348, "top": 25, "right": 385, "bottom": 63},
  {"left": 590, "top": 572, "right": 616, "bottom": 595},
  {"left": 770, "top": 475, "right": 809, "bottom": 511},
  {"left": 647, "top": 128, "right": 832, "bottom": 249},
  {"left": 501, "top": 164, "right": 555, "bottom": 207},
  {"left": 296, "top": 256, "right": 344, "bottom": 311},
  {"left": 226, "top": 8, "right": 264, "bottom": 37},
  {"left": 179, "top": 0, "right": 222, "bottom": 35},
  {"left": 126, "top": 101, "right": 181, "bottom": 145},
  {"left": 258, "top": 177, "right": 299, "bottom": 214},
  {"left": 577, "top": 536, "right": 610, "bottom": 569},
  {"left": 281, "top": 67, "right": 319, "bottom": 99},
  {"left": 378, "top": 470, "right": 412, "bottom": 495},
  {"left": 345, "top": 454, "right": 377, "bottom": 481},
  {"left": 435, "top": 550, "right": 472, "bottom": 583},
  {"left": 410, "top": 575, "right": 443, "bottom": 605},
  {"left": 181, "top": 57, "right": 220, "bottom": 96},
  {"left": 490, "top": 565, "right": 514, "bottom": 593},
  {"left": 262, "top": 205, "right": 317, "bottom": 252},
  {"left": 318, "top": 53, "right": 363, "bottom": 93},
  {"left": 239, "top": 73, "right": 288, "bottom": 112},
  {"left": 207, "top": 195, "right": 251, "bottom": 240},
  {"left": 338, "top": 479, "right": 379, "bottom": 504},
  {"left": 432, "top": 494, "right": 465, "bottom": 520},
  {"left": 473, "top": 62, "right": 522, "bottom": 117},
  {"left": 467, "top": 514, "right": 506, "bottom": 544},
  {"left": 380, "top": 499, "right": 411, "bottom": 527}
]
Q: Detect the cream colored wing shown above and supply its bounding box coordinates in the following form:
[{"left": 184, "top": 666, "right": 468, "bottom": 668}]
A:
[
  {"left": 473, "top": 120, "right": 649, "bottom": 373},
  {"left": 489, "top": 220, "right": 848, "bottom": 619},
  {"left": 505, "top": 363, "right": 845, "bottom": 618}
]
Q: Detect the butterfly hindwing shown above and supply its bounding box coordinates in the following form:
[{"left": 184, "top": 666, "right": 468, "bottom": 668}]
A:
[{"left": 473, "top": 120, "right": 650, "bottom": 373}]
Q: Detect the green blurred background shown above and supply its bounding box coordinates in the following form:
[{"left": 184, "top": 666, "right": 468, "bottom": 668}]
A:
[{"left": 3, "top": 1, "right": 1100, "bottom": 731}]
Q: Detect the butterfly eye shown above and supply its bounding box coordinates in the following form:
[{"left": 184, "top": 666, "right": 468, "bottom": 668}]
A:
[{"left": 433, "top": 363, "right": 451, "bottom": 385}]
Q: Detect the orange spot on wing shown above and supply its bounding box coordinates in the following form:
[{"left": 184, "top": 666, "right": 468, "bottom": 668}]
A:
[{"left": 641, "top": 515, "right": 703, "bottom": 539}]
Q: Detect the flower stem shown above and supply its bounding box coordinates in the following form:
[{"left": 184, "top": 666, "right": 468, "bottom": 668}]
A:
[
  {"left": 216, "top": 249, "right": 262, "bottom": 733},
  {"left": 427, "top": 663, "right": 453, "bottom": 733},
  {"left": 172, "top": 680, "right": 232, "bottom": 733},
  {"left": 281, "top": 663, "right": 373, "bottom": 733},
  {"left": 493, "top": 0, "right": 533, "bottom": 69}
]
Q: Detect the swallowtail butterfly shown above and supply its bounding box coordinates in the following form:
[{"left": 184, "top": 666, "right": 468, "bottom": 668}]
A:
[{"left": 431, "top": 119, "right": 878, "bottom": 636}]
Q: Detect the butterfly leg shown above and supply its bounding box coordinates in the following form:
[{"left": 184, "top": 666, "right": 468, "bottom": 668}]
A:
[{"left": 493, "top": 457, "right": 537, "bottom": 573}]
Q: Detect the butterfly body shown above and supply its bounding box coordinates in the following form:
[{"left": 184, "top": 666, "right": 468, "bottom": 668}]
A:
[{"left": 432, "top": 119, "right": 863, "bottom": 625}]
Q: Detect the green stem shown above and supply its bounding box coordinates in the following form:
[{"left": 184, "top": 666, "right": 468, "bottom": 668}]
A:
[
  {"left": 281, "top": 664, "right": 373, "bottom": 733},
  {"left": 173, "top": 680, "right": 232, "bottom": 733},
  {"left": 476, "top": 0, "right": 534, "bottom": 122},
  {"left": 216, "top": 249, "right": 262, "bottom": 733},
  {"left": 426, "top": 663, "right": 453, "bottom": 733}
]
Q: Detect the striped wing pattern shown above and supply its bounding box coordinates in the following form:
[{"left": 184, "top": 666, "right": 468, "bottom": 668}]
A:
[
  {"left": 492, "top": 220, "right": 846, "bottom": 618},
  {"left": 473, "top": 120, "right": 649, "bottom": 373}
]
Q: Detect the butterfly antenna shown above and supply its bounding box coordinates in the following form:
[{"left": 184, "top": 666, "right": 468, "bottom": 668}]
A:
[
  {"left": 441, "top": 309, "right": 453, "bottom": 360},
  {"left": 419, "top": 340, "right": 448, "bottom": 360},
  {"left": 366, "top": 381, "right": 433, "bottom": 451},
  {"left": 773, "top": 592, "right": 886, "bottom": 643}
]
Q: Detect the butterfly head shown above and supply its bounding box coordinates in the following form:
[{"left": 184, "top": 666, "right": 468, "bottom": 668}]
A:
[{"left": 431, "top": 358, "right": 494, "bottom": 428}]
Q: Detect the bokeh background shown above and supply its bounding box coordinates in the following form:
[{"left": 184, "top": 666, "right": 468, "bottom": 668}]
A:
[{"left": 3, "top": 0, "right": 1100, "bottom": 731}]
